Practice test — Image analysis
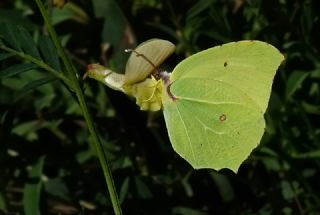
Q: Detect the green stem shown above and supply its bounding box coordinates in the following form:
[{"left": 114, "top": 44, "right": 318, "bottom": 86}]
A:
[{"left": 34, "top": 0, "right": 122, "bottom": 214}]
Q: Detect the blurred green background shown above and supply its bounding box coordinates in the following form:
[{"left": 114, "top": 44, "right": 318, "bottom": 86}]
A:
[{"left": 1, "top": 0, "right": 320, "bottom": 214}]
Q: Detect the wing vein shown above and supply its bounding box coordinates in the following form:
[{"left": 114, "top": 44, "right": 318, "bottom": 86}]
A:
[{"left": 174, "top": 103, "right": 196, "bottom": 163}]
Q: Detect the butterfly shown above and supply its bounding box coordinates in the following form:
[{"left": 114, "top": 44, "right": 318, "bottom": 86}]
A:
[{"left": 86, "top": 39, "right": 284, "bottom": 172}]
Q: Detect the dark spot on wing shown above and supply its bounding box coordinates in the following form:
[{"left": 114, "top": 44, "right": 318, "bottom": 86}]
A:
[
  {"left": 219, "top": 114, "right": 226, "bottom": 122},
  {"left": 224, "top": 61, "right": 228, "bottom": 67}
]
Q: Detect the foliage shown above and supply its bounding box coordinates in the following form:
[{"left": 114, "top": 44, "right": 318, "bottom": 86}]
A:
[{"left": 0, "top": 0, "right": 320, "bottom": 214}]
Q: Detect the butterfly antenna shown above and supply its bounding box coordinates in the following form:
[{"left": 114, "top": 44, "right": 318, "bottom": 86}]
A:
[{"left": 125, "top": 49, "right": 162, "bottom": 80}]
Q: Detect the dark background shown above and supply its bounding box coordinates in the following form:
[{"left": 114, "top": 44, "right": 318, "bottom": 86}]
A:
[{"left": 1, "top": 0, "right": 320, "bottom": 214}]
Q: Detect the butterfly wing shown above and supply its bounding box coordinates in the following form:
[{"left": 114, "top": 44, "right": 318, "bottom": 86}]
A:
[
  {"left": 162, "top": 41, "right": 284, "bottom": 171},
  {"left": 124, "top": 39, "right": 175, "bottom": 85}
]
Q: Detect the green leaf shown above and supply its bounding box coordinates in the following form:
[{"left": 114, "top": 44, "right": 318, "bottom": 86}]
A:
[
  {"left": 14, "top": 77, "right": 57, "bottom": 102},
  {"left": 51, "top": 7, "right": 74, "bottom": 25},
  {"left": 0, "top": 22, "right": 21, "bottom": 50},
  {"left": 0, "top": 193, "right": 7, "bottom": 212},
  {"left": 23, "top": 156, "right": 45, "bottom": 215},
  {"left": 187, "top": 0, "right": 214, "bottom": 19},
  {"left": 0, "top": 63, "right": 38, "bottom": 79},
  {"left": 119, "top": 177, "right": 129, "bottom": 204},
  {"left": 38, "top": 35, "right": 61, "bottom": 71},
  {"left": 172, "top": 206, "right": 207, "bottom": 215},
  {"left": 281, "top": 181, "right": 301, "bottom": 200},
  {"left": 134, "top": 176, "right": 152, "bottom": 199},
  {"left": 210, "top": 171, "right": 234, "bottom": 202},
  {"left": 0, "top": 9, "right": 37, "bottom": 31},
  {"left": 93, "top": 0, "right": 130, "bottom": 72},
  {"left": 285, "top": 71, "right": 309, "bottom": 99},
  {"left": 12, "top": 121, "right": 39, "bottom": 141},
  {"left": 0, "top": 52, "right": 15, "bottom": 61},
  {"left": 17, "top": 26, "right": 41, "bottom": 59},
  {"left": 302, "top": 101, "right": 320, "bottom": 115},
  {"left": 44, "top": 178, "right": 70, "bottom": 200},
  {"left": 291, "top": 150, "right": 320, "bottom": 159},
  {"left": 75, "top": 149, "right": 93, "bottom": 164},
  {"left": 93, "top": 0, "right": 126, "bottom": 45},
  {"left": 146, "top": 22, "right": 179, "bottom": 40},
  {"left": 51, "top": 3, "right": 89, "bottom": 25}
]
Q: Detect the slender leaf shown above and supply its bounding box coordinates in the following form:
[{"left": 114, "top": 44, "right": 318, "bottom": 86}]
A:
[
  {"left": 17, "top": 26, "right": 41, "bottom": 59},
  {"left": 187, "top": 0, "right": 214, "bottom": 19},
  {"left": 38, "top": 35, "right": 61, "bottom": 71},
  {"left": 302, "top": 101, "right": 320, "bottom": 115},
  {"left": 286, "top": 71, "right": 309, "bottom": 99},
  {"left": 93, "top": 0, "right": 130, "bottom": 72},
  {"left": 210, "top": 171, "right": 234, "bottom": 203},
  {"left": 0, "top": 23, "right": 21, "bottom": 50},
  {"left": 134, "top": 177, "right": 152, "bottom": 199},
  {"left": 0, "top": 63, "right": 38, "bottom": 79},
  {"left": 44, "top": 178, "right": 70, "bottom": 200},
  {"left": 14, "top": 77, "right": 57, "bottom": 102},
  {"left": 172, "top": 207, "right": 207, "bottom": 215},
  {"left": 51, "top": 7, "right": 74, "bottom": 25},
  {"left": 23, "top": 156, "right": 45, "bottom": 215},
  {"left": 119, "top": 177, "right": 130, "bottom": 204},
  {"left": 12, "top": 121, "right": 39, "bottom": 141},
  {"left": 0, "top": 193, "right": 6, "bottom": 212},
  {"left": 0, "top": 9, "right": 37, "bottom": 30},
  {"left": 0, "top": 52, "right": 15, "bottom": 61}
]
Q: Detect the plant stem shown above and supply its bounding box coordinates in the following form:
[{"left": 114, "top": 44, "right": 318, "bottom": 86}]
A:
[{"left": 34, "top": 0, "right": 122, "bottom": 214}]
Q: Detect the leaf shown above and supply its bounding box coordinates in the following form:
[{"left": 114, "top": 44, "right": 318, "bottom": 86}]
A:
[
  {"left": 281, "top": 181, "right": 301, "bottom": 200},
  {"left": 51, "top": 3, "right": 89, "bottom": 25},
  {"left": 0, "top": 9, "right": 37, "bottom": 30},
  {"left": 93, "top": 0, "right": 126, "bottom": 42},
  {"left": 119, "top": 177, "right": 130, "bottom": 204},
  {"left": 134, "top": 176, "right": 152, "bottom": 199},
  {"left": 0, "top": 193, "right": 6, "bottom": 212},
  {"left": 209, "top": 171, "right": 234, "bottom": 202},
  {"left": 285, "top": 71, "right": 309, "bottom": 99},
  {"left": 172, "top": 206, "right": 207, "bottom": 215},
  {"left": 14, "top": 77, "right": 57, "bottom": 102},
  {"left": 146, "top": 22, "right": 178, "bottom": 40},
  {"left": 51, "top": 7, "right": 74, "bottom": 25},
  {"left": 0, "top": 22, "right": 21, "bottom": 50},
  {"left": 302, "top": 101, "right": 320, "bottom": 115},
  {"left": 44, "top": 178, "right": 70, "bottom": 200},
  {"left": 0, "top": 52, "right": 15, "bottom": 61},
  {"left": 38, "top": 35, "right": 61, "bottom": 71},
  {"left": 187, "top": 0, "right": 215, "bottom": 19},
  {"left": 12, "top": 121, "right": 39, "bottom": 141},
  {"left": 23, "top": 156, "right": 45, "bottom": 215},
  {"left": 17, "top": 26, "right": 41, "bottom": 59},
  {"left": 0, "top": 63, "right": 38, "bottom": 79},
  {"left": 92, "top": 0, "right": 132, "bottom": 72}
]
